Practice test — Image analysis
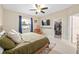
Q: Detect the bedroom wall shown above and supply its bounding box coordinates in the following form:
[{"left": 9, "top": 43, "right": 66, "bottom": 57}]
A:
[
  {"left": 0, "top": 5, "right": 3, "bottom": 26},
  {"left": 41, "top": 5, "right": 79, "bottom": 39},
  {"left": 0, "top": 5, "right": 3, "bottom": 31},
  {"left": 3, "top": 9, "right": 40, "bottom": 32}
]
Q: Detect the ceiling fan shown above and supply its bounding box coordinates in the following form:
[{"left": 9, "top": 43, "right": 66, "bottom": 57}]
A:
[{"left": 30, "top": 4, "right": 48, "bottom": 14}]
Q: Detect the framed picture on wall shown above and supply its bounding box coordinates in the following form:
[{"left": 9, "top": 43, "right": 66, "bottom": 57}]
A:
[
  {"left": 42, "top": 19, "right": 50, "bottom": 26},
  {"left": 41, "top": 19, "right": 51, "bottom": 29},
  {"left": 54, "top": 20, "right": 62, "bottom": 38}
]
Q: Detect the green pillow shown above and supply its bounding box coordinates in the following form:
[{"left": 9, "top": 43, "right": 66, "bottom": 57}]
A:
[{"left": 0, "top": 35, "right": 16, "bottom": 50}]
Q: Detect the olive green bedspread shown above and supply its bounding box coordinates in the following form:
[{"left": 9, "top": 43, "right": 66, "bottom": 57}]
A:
[{"left": 3, "top": 37, "right": 50, "bottom": 54}]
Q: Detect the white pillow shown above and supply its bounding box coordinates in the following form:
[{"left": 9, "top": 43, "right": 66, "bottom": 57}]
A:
[
  {"left": 0, "top": 30, "right": 5, "bottom": 37},
  {"left": 7, "top": 29, "right": 22, "bottom": 43},
  {"left": 0, "top": 46, "right": 4, "bottom": 54}
]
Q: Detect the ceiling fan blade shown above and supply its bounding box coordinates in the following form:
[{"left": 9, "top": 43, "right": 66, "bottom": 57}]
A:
[
  {"left": 41, "top": 11, "right": 45, "bottom": 13},
  {"left": 41, "top": 7, "right": 48, "bottom": 10},
  {"left": 30, "top": 9, "right": 36, "bottom": 11}
]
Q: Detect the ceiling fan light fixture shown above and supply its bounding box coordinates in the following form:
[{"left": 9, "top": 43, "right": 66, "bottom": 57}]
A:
[{"left": 36, "top": 9, "right": 41, "bottom": 12}]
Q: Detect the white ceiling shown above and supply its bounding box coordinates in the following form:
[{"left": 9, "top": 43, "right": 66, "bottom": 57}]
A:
[{"left": 2, "top": 4, "right": 73, "bottom": 16}]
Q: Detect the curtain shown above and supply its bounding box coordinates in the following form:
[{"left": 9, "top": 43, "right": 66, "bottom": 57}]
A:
[
  {"left": 30, "top": 18, "right": 33, "bottom": 32},
  {"left": 19, "top": 16, "right": 22, "bottom": 33}
]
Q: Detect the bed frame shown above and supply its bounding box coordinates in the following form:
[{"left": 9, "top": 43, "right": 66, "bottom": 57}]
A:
[{"left": 35, "top": 43, "right": 50, "bottom": 54}]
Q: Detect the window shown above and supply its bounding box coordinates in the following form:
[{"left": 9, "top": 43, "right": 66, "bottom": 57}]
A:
[{"left": 22, "top": 18, "right": 31, "bottom": 33}]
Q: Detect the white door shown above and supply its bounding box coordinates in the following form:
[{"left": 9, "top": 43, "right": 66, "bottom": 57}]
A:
[{"left": 72, "top": 16, "right": 79, "bottom": 43}]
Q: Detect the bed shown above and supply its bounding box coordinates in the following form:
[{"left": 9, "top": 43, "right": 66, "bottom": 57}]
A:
[{"left": 3, "top": 33, "right": 50, "bottom": 54}]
